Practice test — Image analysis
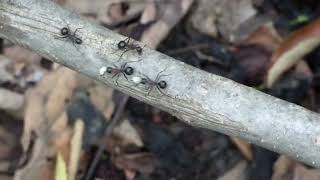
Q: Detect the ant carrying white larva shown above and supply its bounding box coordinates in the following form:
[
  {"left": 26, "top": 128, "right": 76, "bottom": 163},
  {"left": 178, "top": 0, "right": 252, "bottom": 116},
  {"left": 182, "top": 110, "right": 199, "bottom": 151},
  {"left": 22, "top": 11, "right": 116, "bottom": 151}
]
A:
[{"left": 103, "top": 59, "right": 142, "bottom": 86}]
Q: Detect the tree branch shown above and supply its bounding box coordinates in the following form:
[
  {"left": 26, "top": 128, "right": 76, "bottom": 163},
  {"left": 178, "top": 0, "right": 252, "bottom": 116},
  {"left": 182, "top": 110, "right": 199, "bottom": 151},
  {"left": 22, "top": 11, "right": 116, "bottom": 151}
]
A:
[{"left": 1, "top": 0, "right": 320, "bottom": 167}]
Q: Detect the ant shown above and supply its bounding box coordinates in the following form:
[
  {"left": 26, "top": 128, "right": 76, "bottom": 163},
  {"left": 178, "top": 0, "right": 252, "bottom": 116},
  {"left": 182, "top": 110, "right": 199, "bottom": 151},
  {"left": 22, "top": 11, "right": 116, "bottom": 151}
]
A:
[
  {"left": 115, "top": 37, "right": 145, "bottom": 60},
  {"left": 140, "top": 68, "right": 170, "bottom": 96},
  {"left": 106, "top": 60, "right": 141, "bottom": 85},
  {"left": 55, "top": 24, "right": 83, "bottom": 49}
]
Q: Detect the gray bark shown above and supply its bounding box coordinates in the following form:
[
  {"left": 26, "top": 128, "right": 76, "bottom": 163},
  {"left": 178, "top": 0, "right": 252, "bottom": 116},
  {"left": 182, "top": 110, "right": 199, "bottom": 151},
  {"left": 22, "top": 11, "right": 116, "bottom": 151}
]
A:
[{"left": 1, "top": 0, "right": 320, "bottom": 167}]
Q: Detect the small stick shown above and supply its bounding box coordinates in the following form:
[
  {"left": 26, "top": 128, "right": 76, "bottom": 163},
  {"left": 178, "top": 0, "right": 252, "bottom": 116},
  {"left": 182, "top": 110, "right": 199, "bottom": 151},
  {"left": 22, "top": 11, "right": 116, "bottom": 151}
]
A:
[{"left": 84, "top": 94, "right": 129, "bottom": 180}]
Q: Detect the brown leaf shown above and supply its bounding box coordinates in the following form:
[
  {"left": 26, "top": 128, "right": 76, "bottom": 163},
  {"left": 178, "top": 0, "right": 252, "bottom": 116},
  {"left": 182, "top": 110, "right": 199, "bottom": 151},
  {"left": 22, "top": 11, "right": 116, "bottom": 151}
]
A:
[
  {"left": 0, "top": 88, "right": 24, "bottom": 118},
  {"left": 124, "top": 169, "right": 136, "bottom": 180},
  {"left": 0, "top": 55, "right": 15, "bottom": 83},
  {"left": 190, "top": 0, "right": 256, "bottom": 42},
  {"left": 266, "top": 19, "right": 320, "bottom": 87},
  {"left": 87, "top": 82, "right": 114, "bottom": 120},
  {"left": 3, "top": 46, "right": 47, "bottom": 88},
  {"left": 217, "top": 161, "right": 248, "bottom": 180},
  {"left": 113, "top": 119, "right": 143, "bottom": 147},
  {"left": 272, "top": 155, "right": 320, "bottom": 180},
  {"left": 114, "top": 153, "right": 160, "bottom": 175},
  {"left": 244, "top": 23, "right": 282, "bottom": 52},
  {"left": 293, "top": 164, "right": 320, "bottom": 180},
  {"left": 45, "top": 68, "right": 77, "bottom": 122},
  {"left": 141, "top": 0, "right": 194, "bottom": 48},
  {"left": 140, "top": 1, "right": 157, "bottom": 24},
  {"left": 230, "top": 137, "right": 253, "bottom": 161},
  {"left": 231, "top": 44, "right": 272, "bottom": 85},
  {"left": 17, "top": 67, "right": 77, "bottom": 180},
  {"left": 0, "top": 124, "right": 22, "bottom": 174},
  {"left": 4, "top": 46, "right": 41, "bottom": 65},
  {"left": 271, "top": 156, "right": 294, "bottom": 180}
]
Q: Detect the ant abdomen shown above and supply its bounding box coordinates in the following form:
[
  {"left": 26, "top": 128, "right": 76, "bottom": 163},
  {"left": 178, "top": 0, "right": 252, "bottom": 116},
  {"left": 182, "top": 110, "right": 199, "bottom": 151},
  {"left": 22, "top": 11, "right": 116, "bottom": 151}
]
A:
[
  {"left": 124, "top": 67, "right": 134, "bottom": 75},
  {"left": 158, "top": 81, "right": 167, "bottom": 89},
  {"left": 60, "top": 27, "right": 69, "bottom": 35}
]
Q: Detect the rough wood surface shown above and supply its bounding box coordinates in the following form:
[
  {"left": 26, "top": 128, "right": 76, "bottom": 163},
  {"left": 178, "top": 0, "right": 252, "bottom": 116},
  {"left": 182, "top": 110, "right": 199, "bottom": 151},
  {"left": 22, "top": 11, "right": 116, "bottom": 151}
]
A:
[{"left": 1, "top": 0, "right": 320, "bottom": 167}]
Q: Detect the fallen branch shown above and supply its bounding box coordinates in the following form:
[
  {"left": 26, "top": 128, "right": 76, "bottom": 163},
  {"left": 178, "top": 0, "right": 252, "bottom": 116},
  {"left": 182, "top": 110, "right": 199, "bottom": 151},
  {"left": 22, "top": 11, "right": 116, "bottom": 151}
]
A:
[{"left": 1, "top": 0, "right": 320, "bottom": 167}]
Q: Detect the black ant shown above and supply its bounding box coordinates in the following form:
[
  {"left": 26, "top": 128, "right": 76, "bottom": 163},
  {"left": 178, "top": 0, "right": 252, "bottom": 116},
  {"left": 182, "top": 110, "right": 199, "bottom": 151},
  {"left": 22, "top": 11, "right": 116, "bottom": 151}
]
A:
[
  {"left": 115, "top": 37, "right": 145, "bottom": 60},
  {"left": 55, "top": 24, "right": 83, "bottom": 48},
  {"left": 140, "top": 68, "right": 170, "bottom": 96},
  {"left": 106, "top": 62, "right": 136, "bottom": 86}
]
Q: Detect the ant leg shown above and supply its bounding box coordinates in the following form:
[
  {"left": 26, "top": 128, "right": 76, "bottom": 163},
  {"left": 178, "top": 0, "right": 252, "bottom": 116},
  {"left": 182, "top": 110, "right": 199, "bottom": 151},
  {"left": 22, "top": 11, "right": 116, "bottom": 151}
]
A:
[
  {"left": 54, "top": 35, "right": 68, "bottom": 40},
  {"left": 71, "top": 40, "right": 80, "bottom": 51},
  {"left": 137, "top": 44, "right": 146, "bottom": 55},
  {"left": 118, "top": 49, "right": 129, "bottom": 60},
  {"left": 155, "top": 67, "right": 169, "bottom": 81},
  {"left": 112, "top": 73, "right": 118, "bottom": 78},
  {"left": 157, "top": 86, "right": 171, "bottom": 97},
  {"left": 121, "top": 62, "right": 127, "bottom": 69},
  {"left": 158, "top": 67, "right": 168, "bottom": 75},
  {"left": 74, "top": 27, "right": 83, "bottom": 35},
  {"left": 123, "top": 73, "right": 128, "bottom": 81},
  {"left": 114, "top": 75, "right": 120, "bottom": 86},
  {"left": 157, "top": 74, "right": 171, "bottom": 81},
  {"left": 125, "top": 37, "right": 130, "bottom": 44}
]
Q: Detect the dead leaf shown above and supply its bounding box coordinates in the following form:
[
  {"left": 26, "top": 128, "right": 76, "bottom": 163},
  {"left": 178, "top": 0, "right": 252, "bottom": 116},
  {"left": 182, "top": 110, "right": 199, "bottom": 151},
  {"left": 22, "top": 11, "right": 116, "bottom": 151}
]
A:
[
  {"left": 65, "top": 0, "right": 146, "bottom": 25},
  {"left": 4, "top": 46, "right": 45, "bottom": 87},
  {"left": 4, "top": 46, "right": 41, "bottom": 65},
  {"left": 114, "top": 153, "right": 160, "bottom": 175},
  {"left": 17, "top": 67, "right": 78, "bottom": 180},
  {"left": 266, "top": 19, "right": 320, "bottom": 87},
  {"left": 140, "top": 1, "right": 157, "bottom": 24},
  {"left": 141, "top": 0, "right": 194, "bottom": 48},
  {"left": 293, "top": 164, "right": 320, "bottom": 180},
  {"left": 0, "top": 124, "right": 22, "bottom": 174},
  {"left": 190, "top": 0, "right": 256, "bottom": 42},
  {"left": 244, "top": 23, "right": 282, "bottom": 52},
  {"left": 230, "top": 137, "right": 253, "bottom": 161},
  {"left": 0, "top": 55, "right": 15, "bottom": 83},
  {"left": 272, "top": 155, "right": 320, "bottom": 180},
  {"left": 45, "top": 68, "right": 77, "bottom": 122},
  {"left": 108, "top": 2, "right": 124, "bottom": 21},
  {"left": 217, "top": 161, "right": 248, "bottom": 180},
  {"left": 87, "top": 82, "right": 114, "bottom": 120},
  {"left": 231, "top": 44, "right": 271, "bottom": 85},
  {"left": 113, "top": 119, "right": 143, "bottom": 147},
  {"left": 0, "top": 88, "right": 24, "bottom": 118},
  {"left": 124, "top": 169, "right": 136, "bottom": 180}
]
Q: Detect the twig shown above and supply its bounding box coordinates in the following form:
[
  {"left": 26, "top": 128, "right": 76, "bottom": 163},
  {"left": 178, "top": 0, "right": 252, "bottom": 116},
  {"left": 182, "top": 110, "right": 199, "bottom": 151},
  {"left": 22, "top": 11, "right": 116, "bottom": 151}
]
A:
[
  {"left": 165, "top": 43, "right": 209, "bottom": 55},
  {"left": 85, "top": 94, "right": 129, "bottom": 180},
  {"left": 1, "top": 0, "right": 320, "bottom": 167}
]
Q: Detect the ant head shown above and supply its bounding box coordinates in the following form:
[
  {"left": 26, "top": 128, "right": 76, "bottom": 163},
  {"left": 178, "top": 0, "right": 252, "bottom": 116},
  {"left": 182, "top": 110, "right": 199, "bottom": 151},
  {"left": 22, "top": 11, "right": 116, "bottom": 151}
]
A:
[
  {"left": 106, "top": 67, "right": 113, "bottom": 73},
  {"left": 61, "top": 27, "right": 69, "bottom": 35},
  {"left": 141, "top": 78, "right": 147, "bottom": 84},
  {"left": 158, "top": 81, "right": 167, "bottom": 89},
  {"left": 124, "top": 67, "right": 134, "bottom": 75},
  {"left": 75, "top": 38, "right": 82, "bottom": 44},
  {"left": 136, "top": 46, "right": 142, "bottom": 54},
  {"left": 118, "top": 40, "right": 127, "bottom": 49}
]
